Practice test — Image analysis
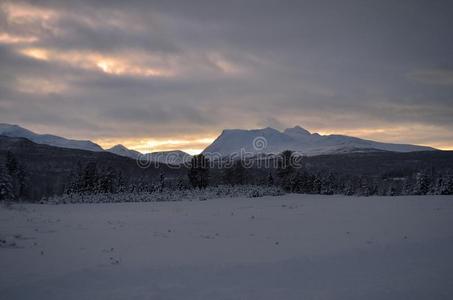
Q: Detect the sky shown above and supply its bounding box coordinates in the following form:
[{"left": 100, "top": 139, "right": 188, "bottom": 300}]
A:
[{"left": 0, "top": 0, "right": 453, "bottom": 154}]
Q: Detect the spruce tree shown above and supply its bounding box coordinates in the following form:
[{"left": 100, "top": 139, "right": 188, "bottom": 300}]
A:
[
  {"left": 188, "top": 154, "right": 210, "bottom": 189},
  {"left": 415, "top": 171, "right": 431, "bottom": 195},
  {"left": 276, "top": 150, "right": 296, "bottom": 192},
  {"left": 267, "top": 171, "right": 274, "bottom": 187},
  {"left": 0, "top": 166, "right": 15, "bottom": 203},
  {"left": 82, "top": 162, "right": 98, "bottom": 193},
  {"left": 223, "top": 159, "right": 246, "bottom": 185},
  {"left": 4, "top": 151, "right": 28, "bottom": 200},
  {"left": 159, "top": 172, "right": 165, "bottom": 192}
]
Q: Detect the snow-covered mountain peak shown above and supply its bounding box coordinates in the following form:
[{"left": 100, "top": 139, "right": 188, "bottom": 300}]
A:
[
  {"left": 203, "top": 125, "right": 437, "bottom": 157},
  {"left": 106, "top": 144, "right": 141, "bottom": 159},
  {"left": 283, "top": 125, "right": 311, "bottom": 136},
  {"left": 0, "top": 123, "right": 35, "bottom": 137},
  {"left": 109, "top": 144, "right": 128, "bottom": 151}
]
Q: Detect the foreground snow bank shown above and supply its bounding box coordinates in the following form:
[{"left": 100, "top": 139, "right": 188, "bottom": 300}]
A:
[
  {"left": 45, "top": 185, "right": 285, "bottom": 204},
  {"left": 1, "top": 194, "right": 453, "bottom": 299}
]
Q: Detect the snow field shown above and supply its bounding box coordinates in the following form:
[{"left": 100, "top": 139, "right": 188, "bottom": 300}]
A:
[{"left": 1, "top": 194, "right": 453, "bottom": 299}]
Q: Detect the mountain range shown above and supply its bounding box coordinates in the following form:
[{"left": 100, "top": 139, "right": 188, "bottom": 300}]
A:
[
  {"left": 0, "top": 123, "right": 436, "bottom": 161},
  {"left": 0, "top": 123, "right": 191, "bottom": 164}
]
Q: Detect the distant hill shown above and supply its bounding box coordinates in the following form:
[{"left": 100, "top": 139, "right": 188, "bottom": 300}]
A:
[
  {"left": 0, "top": 136, "right": 186, "bottom": 201},
  {"left": 106, "top": 144, "right": 192, "bottom": 165},
  {"left": 145, "top": 150, "right": 192, "bottom": 165}
]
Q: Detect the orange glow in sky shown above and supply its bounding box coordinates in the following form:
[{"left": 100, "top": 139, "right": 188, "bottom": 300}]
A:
[{"left": 94, "top": 136, "right": 217, "bottom": 155}]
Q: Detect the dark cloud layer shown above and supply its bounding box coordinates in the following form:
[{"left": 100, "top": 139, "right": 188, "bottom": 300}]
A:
[{"left": 1, "top": 0, "right": 453, "bottom": 152}]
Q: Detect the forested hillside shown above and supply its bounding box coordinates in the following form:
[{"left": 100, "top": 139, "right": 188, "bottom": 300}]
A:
[{"left": 1, "top": 136, "right": 453, "bottom": 202}]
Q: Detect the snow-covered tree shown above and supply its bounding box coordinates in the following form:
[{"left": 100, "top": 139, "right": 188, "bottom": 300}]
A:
[
  {"left": 414, "top": 171, "right": 431, "bottom": 195},
  {"left": 267, "top": 171, "right": 274, "bottom": 187},
  {"left": 320, "top": 172, "right": 337, "bottom": 195},
  {"left": 97, "top": 167, "right": 116, "bottom": 193},
  {"left": 82, "top": 162, "right": 98, "bottom": 193},
  {"left": 0, "top": 166, "right": 15, "bottom": 204},
  {"left": 437, "top": 175, "right": 453, "bottom": 195},
  {"left": 2, "top": 152, "right": 27, "bottom": 201},
  {"left": 159, "top": 172, "right": 165, "bottom": 192}
]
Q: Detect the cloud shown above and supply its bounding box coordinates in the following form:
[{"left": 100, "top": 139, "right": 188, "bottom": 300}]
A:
[
  {"left": 408, "top": 69, "right": 453, "bottom": 86},
  {"left": 1, "top": 0, "right": 453, "bottom": 152},
  {"left": 19, "top": 47, "right": 175, "bottom": 77},
  {"left": 0, "top": 32, "right": 38, "bottom": 44}
]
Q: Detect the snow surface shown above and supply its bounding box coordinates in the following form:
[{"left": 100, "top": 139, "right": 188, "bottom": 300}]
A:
[
  {"left": 203, "top": 126, "right": 436, "bottom": 157},
  {"left": 1, "top": 194, "right": 453, "bottom": 299}
]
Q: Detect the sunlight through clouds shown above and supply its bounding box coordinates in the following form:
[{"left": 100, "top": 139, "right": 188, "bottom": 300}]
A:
[
  {"left": 18, "top": 47, "right": 175, "bottom": 77},
  {"left": 1, "top": 1, "right": 57, "bottom": 22},
  {"left": 0, "top": 33, "right": 38, "bottom": 44},
  {"left": 19, "top": 48, "right": 49, "bottom": 60}
]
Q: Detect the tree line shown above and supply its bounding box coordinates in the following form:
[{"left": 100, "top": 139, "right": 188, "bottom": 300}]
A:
[
  {"left": 187, "top": 151, "right": 453, "bottom": 196},
  {"left": 1, "top": 150, "right": 453, "bottom": 203}
]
